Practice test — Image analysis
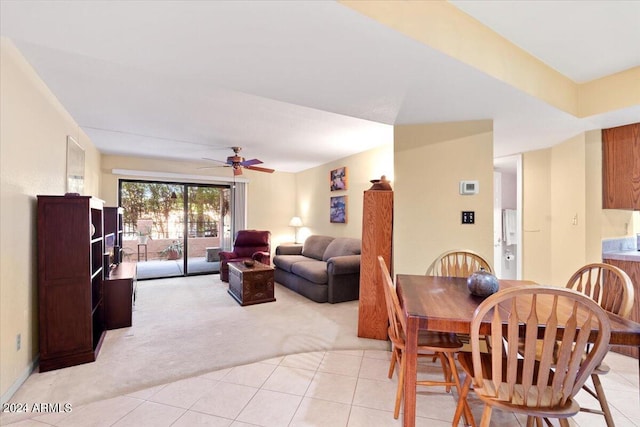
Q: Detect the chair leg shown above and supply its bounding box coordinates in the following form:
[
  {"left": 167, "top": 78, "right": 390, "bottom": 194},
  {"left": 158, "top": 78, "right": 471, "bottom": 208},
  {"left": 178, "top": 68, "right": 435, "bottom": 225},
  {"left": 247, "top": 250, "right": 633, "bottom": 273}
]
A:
[
  {"left": 591, "top": 373, "right": 615, "bottom": 427},
  {"left": 525, "top": 416, "right": 535, "bottom": 427},
  {"left": 451, "top": 364, "right": 476, "bottom": 427},
  {"left": 394, "top": 351, "right": 405, "bottom": 419},
  {"left": 437, "top": 353, "right": 452, "bottom": 392},
  {"left": 449, "top": 353, "right": 475, "bottom": 427},
  {"left": 388, "top": 347, "right": 398, "bottom": 379},
  {"left": 558, "top": 418, "right": 570, "bottom": 427},
  {"left": 479, "top": 405, "right": 492, "bottom": 427}
]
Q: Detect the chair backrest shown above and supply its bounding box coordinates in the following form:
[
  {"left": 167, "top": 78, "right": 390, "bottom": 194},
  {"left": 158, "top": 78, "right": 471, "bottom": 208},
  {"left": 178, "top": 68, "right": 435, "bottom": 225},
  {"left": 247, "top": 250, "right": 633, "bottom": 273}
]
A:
[
  {"left": 471, "top": 286, "right": 611, "bottom": 408},
  {"left": 426, "top": 249, "right": 493, "bottom": 277},
  {"left": 566, "top": 263, "right": 634, "bottom": 318},
  {"left": 233, "top": 230, "right": 271, "bottom": 257},
  {"left": 378, "top": 256, "right": 406, "bottom": 344}
]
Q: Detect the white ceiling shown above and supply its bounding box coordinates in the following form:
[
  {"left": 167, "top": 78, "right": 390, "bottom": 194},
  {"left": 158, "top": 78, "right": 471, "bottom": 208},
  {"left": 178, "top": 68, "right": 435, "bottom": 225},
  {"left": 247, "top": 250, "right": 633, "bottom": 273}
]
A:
[{"left": 1, "top": 1, "right": 638, "bottom": 173}]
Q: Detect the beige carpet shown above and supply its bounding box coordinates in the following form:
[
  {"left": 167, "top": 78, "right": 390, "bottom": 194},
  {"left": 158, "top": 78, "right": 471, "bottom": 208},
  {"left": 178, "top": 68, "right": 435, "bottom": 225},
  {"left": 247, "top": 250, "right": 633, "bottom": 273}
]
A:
[{"left": 8, "top": 275, "right": 389, "bottom": 409}]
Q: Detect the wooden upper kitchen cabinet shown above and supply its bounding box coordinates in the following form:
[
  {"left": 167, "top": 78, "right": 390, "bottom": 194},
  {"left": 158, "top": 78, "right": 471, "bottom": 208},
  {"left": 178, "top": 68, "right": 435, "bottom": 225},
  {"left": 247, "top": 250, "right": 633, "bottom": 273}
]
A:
[{"left": 602, "top": 123, "right": 640, "bottom": 209}]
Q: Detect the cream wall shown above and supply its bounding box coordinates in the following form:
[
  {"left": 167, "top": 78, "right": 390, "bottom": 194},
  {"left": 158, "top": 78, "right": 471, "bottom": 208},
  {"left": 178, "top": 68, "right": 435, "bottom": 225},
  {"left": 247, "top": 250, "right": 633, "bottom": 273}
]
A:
[
  {"left": 522, "top": 130, "right": 634, "bottom": 286},
  {"left": 100, "top": 155, "right": 297, "bottom": 250},
  {"left": 549, "top": 134, "right": 587, "bottom": 283},
  {"left": 585, "top": 130, "right": 604, "bottom": 262},
  {"left": 522, "top": 149, "right": 552, "bottom": 284},
  {"left": 0, "top": 38, "right": 102, "bottom": 401},
  {"left": 393, "top": 121, "right": 494, "bottom": 275},
  {"left": 293, "top": 144, "right": 393, "bottom": 240}
]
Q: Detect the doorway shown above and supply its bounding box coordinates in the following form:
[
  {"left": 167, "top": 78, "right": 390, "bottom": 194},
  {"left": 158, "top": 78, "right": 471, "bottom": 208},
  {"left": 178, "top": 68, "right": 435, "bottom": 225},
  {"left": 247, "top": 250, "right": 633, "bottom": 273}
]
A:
[
  {"left": 493, "top": 155, "right": 522, "bottom": 279},
  {"left": 119, "top": 180, "right": 230, "bottom": 279}
]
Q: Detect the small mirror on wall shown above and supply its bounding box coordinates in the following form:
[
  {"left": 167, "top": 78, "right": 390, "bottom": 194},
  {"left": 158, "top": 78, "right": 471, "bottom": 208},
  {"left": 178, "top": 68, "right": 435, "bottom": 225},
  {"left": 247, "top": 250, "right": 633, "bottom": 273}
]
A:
[{"left": 66, "top": 136, "right": 85, "bottom": 194}]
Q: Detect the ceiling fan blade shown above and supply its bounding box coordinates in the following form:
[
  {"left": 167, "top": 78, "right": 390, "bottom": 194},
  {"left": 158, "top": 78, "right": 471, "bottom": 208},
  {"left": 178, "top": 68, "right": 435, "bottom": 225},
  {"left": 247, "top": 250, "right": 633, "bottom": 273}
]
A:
[
  {"left": 245, "top": 165, "right": 275, "bottom": 173},
  {"left": 241, "top": 158, "right": 263, "bottom": 166},
  {"left": 202, "top": 157, "right": 228, "bottom": 165}
]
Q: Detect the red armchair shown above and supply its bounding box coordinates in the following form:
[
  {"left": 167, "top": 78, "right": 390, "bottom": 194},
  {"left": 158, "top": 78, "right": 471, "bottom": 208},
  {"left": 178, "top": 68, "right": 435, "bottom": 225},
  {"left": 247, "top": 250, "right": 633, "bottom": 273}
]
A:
[{"left": 219, "top": 230, "right": 271, "bottom": 282}]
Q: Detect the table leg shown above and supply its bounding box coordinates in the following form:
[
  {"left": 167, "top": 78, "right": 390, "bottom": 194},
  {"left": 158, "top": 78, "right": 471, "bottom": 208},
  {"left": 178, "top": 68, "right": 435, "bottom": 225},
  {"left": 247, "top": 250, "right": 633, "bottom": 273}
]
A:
[{"left": 404, "top": 316, "right": 418, "bottom": 427}]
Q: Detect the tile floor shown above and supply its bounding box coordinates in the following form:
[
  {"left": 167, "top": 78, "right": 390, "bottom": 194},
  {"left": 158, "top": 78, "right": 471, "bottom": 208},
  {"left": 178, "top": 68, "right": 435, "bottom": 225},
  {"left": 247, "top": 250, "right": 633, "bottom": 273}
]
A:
[{"left": 3, "top": 349, "right": 638, "bottom": 427}]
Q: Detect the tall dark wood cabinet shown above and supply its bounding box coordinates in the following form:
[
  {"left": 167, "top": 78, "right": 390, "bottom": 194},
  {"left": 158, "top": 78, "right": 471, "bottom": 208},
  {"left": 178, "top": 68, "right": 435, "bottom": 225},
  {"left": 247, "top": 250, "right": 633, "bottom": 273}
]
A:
[
  {"left": 37, "top": 195, "right": 106, "bottom": 372},
  {"left": 358, "top": 189, "right": 393, "bottom": 340}
]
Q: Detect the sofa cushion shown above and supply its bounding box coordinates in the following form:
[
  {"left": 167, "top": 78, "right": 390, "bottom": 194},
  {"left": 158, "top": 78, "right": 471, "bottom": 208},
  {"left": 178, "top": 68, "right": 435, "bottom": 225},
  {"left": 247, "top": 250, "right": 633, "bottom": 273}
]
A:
[
  {"left": 272, "top": 255, "right": 308, "bottom": 273},
  {"left": 322, "top": 237, "right": 362, "bottom": 261},
  {"left": 301, "top": 235, "right": 335, "bottom": 261},
  {"left": 291, "top": 261, "right": 329, "bottom": 284}
]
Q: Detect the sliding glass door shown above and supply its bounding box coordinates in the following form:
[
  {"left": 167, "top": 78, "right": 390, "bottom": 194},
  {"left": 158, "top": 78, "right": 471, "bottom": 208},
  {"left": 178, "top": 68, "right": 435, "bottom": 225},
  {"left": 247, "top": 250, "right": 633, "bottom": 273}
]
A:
[
  {"left": 119, "top": 180, "right": 229, "bottom": 279},
  {"left": 184, "top": 185, "right": 230, "bottom": 275}
]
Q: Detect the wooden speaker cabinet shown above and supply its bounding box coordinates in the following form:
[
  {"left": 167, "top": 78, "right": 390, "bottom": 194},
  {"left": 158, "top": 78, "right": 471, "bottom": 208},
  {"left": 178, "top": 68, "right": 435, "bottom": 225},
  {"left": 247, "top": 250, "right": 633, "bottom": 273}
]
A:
[{"left": 358, "top": 189, "right": 393, "bottom": 340}]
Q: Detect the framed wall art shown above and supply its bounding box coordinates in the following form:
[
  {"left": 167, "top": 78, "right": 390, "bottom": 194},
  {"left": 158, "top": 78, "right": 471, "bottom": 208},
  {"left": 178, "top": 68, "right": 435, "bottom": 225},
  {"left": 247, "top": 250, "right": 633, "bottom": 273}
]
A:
[
  {"left": 66, "top": 136, "right": 85, "bottom": 194},
  {"left": 330, "top": 166, "right": 347, "bottom": 191},
  {"left": 330, "top": 195, "right": 347, "bottom": 223}
]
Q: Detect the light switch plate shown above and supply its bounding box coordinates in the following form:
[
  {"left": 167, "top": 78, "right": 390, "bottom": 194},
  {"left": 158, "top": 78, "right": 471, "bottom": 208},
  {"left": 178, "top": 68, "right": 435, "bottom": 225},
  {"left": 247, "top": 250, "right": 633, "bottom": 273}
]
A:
[{"left": 462, "top": 211, "right": 475, "bottom": 224}]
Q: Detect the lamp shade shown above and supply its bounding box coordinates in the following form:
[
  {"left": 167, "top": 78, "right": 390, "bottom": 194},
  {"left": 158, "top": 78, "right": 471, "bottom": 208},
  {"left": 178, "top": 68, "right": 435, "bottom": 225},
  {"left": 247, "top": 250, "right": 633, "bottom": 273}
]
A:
[{"left": 289, "top": 216, "right": 303, "bottom": 227}]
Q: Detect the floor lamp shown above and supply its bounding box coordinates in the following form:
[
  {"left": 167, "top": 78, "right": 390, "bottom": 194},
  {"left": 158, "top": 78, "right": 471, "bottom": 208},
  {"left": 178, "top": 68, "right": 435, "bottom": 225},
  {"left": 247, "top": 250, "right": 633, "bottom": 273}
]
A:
[{"left": 289, "top": 216, "right": 303, "bottom": 244}]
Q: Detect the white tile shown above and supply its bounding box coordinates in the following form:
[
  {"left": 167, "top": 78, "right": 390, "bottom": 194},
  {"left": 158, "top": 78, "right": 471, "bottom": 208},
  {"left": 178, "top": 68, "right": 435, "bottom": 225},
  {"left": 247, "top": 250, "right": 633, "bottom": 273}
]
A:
[
  {"left": 0, "top": 420, "right": 56, "bottom": 426},
  {"left": 414, "top": 389, "right": 460, "bottom": 423},
  {"left": 305, "top": 372, "right": 358, "bottom": 404},
  {"left": 111, "top": 401, "right": 185, "bottom": 427},
  {"left": 220, "top": 362, "right": 276, "bottom": 388},
  {"left": 358, "top": 356, "right": 393, "bottom": 381},
  {"left": 171, "top": 410, "right": 233, "bottom": 427},
  {"left": 190, "top": 382, "right": 258, "bottom": 419},
  {"left": 261, "top": 355, "right": 285, "bottom": 365},
  {"left": 125, "top": 383, "right": 167, "bottom": 400},
  {"left": 49, "top": 396, "right": 142, "bottom": 427},
  {"left": 29, "top": 409, "right": 72, "bottom": 426},
  {"left": 317, "top": 353, "right": 362, "bottom": 377},
  {"left": 328, "top": 349, "right": 364, "bottom": 357},
  {"left": 289, "top": 397, "right": 351, "bottom": 427},
  {"left": 347, "top": 406, "right": 403, "bottom": 427},
  {"left": 236, "top": 389, "right": 301, "bottom": 427},
  {"left": 281, "top": 352, "right": 325, "bottom": 370},
  {"left": 363, "top": 349, "right": 392, "bottom": 361},
  {"left": 147, "top": 376, "right": 217, "bottom": 409},
  {"left": 198, "top": 367, "right": 233, "bottom": 382},
  {"left": 261, "top": 365, "right": 315, "bottom": 396},
  {"left": 352, "top": 377, "right": 399, "bottom": 413}
]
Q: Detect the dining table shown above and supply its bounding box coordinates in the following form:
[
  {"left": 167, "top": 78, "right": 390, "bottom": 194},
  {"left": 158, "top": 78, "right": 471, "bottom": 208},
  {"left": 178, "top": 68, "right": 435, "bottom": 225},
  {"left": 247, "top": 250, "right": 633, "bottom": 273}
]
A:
[{"left": 396, "top": 274, "right": 640, "bottom": 427}]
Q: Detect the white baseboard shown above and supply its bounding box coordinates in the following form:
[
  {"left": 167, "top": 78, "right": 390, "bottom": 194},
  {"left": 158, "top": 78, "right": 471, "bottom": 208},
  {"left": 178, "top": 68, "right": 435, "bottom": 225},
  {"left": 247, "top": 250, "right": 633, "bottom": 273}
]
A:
[{"left": 0, "top": 355, "right": 38, "bottom": 404}]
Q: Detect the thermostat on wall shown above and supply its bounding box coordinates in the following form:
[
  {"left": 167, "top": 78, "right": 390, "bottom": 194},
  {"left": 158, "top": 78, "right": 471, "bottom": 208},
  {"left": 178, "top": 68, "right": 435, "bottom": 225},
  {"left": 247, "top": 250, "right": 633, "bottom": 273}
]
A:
[{"left": 459, "top": 180, "right": 479, "bottom": 195}]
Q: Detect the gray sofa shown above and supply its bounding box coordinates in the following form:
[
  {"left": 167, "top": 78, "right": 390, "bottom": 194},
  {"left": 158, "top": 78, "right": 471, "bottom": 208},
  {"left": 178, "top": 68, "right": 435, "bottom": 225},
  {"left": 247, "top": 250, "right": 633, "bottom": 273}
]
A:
[{"left": 273, "top": 235, "right": 361, "bottom": 303}]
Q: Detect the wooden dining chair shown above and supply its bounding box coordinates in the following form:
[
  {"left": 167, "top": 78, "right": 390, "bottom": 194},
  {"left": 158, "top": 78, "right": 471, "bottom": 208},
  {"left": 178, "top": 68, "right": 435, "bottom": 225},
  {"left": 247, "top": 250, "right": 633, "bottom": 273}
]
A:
[
  {"left": 426, "top": 249, "right": 493, "bottom": 277},
  {"left": 452, "top": 286, "right": 612, "bottom": 427},
  {"left": 377, "top": 256, "right": 474, "bottom": 423},
  {"left": 566, "top": 263, "right": 634, "bottom": 427},
  {"left": 426, "top": 249, "right": 494, "bottom": 352}
]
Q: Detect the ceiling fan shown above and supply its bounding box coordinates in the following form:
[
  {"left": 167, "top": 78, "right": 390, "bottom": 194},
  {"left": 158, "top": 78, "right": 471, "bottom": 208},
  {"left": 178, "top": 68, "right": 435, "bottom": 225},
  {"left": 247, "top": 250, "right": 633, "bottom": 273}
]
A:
[{"left": 200, "top": 146, "right": 275, "bottom": 176}]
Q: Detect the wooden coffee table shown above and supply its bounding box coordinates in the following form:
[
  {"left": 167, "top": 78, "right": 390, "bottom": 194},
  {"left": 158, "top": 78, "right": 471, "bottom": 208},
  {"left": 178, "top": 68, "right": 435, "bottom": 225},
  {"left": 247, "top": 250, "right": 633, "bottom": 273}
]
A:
[{"left": 227, "top": 261, "right": 275, "bottom": 306}]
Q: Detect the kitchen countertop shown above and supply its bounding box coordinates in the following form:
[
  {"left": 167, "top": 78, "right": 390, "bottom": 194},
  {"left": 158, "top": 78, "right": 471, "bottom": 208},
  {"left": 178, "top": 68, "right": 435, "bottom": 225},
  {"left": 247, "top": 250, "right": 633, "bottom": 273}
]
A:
[{"left": 603, "top": 250, "right": 640, "bottom": 262}]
